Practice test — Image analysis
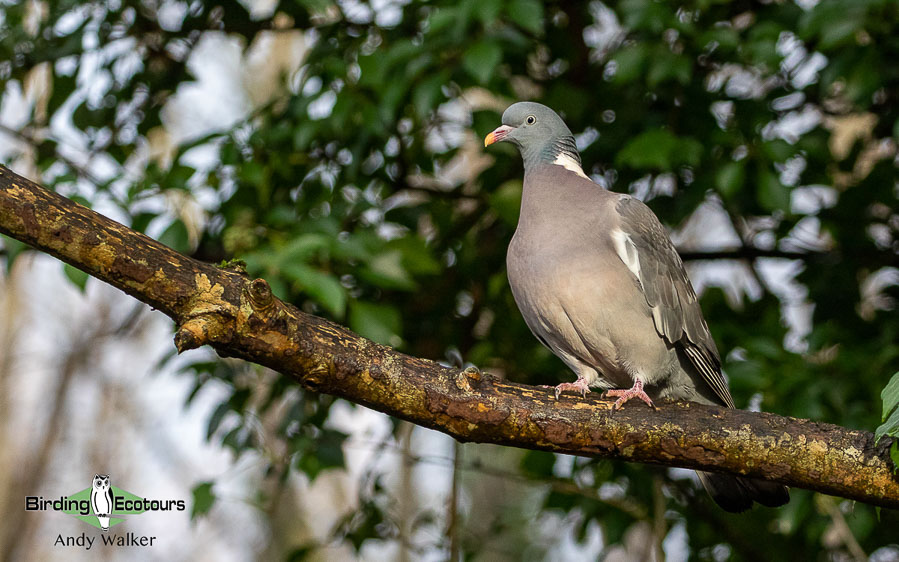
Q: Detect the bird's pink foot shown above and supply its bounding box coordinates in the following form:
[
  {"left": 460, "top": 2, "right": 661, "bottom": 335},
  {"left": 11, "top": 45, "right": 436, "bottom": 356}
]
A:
[
  {"left": 604, "top": 379, "right": 656, "bottom": 410},
  {"left": 548, "top": 377, "right": 591, "bottom": 400}
]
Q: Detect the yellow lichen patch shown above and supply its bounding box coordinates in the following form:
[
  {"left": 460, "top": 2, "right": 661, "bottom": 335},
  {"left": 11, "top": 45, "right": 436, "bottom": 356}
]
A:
[
  {"left": 194, "top": 273, "right": 224, "bottom": 298},
  {"left": 179, "top": 318, "right": 206, "bottom": 339},
  {"left": 187, "top": 273, "right": 227, "bottom": 315},
  {"left": 808, "top": 439, "right": 829, "bottom": 456},
  {"left": 570, "top": 402, "right": 601, "bottom": 410},
  {"left": 237, "top": 294, "right": 258, "bottom": 320},
  {"left": 842, "top": 446, "right": 863, "bottom": 461},
  {"left": 259, "top": 330, "right": 290, "bottom": 349},
  {"left": 357, "top": 370, "right": 375, "bottom": 386},
  {"left": 143, "top": 268, "right": 169, "bottom": 290},
  {"left": 174, "top": 316, "right": 214, "bottom": 352},
  {"left": 6, "top": 183, "right": 30, "bottom": 200},
  {"left": 90, "top": 242, "right": 118, "bottom": 270}
]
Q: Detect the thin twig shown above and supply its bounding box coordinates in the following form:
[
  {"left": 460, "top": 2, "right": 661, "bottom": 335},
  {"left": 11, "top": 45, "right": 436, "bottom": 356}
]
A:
[
  {"left": 448, "top": 440, "right": 462, "bottom": 562},
  {"left": 822, "top": 498, "right": 867, "bottom": 562}
]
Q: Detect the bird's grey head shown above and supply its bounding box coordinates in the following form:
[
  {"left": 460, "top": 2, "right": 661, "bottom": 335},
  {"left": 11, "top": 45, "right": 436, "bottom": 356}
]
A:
[{"left": 484, "top": 102, "right": 583, "bottom": 173}]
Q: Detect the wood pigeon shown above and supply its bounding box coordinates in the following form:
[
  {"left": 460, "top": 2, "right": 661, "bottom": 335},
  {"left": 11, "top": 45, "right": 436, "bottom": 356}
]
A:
[{"left": 485, "top": 101, "right": 789, "bottom": 512}]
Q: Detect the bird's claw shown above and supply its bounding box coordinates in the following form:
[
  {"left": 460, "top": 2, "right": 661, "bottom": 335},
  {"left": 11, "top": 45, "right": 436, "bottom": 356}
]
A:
[
  {"left": 550, "top": 379, "right": 591, "bottom": 400},
  {"left": 605, "top": 379, "right": 655, "bottom": 410}
]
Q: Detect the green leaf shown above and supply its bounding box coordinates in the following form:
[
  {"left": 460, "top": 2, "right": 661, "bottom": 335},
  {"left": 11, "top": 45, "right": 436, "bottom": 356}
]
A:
[
  {"left": 167, "top": 164, "right": 196, "bottom": 189},
  {"left": 700, "top": 28, "right": 740, "bottom": 51},
  {"left": 615, "top": 130, "right": 702, "bottom": 169},
  {"left": 413, "top": 72, "right": 448, "bottom": 120},
  {"left": 72, "top": 101, "right": 113, "bottom": 131},
  {"left": 293, "top": 428, "right": 348, "bottom": 480},
  {"left": 619, "top": 0, "right": 666, "bottom": 31},
  {"left": 228, "top": 388, "right": 251, "bottom": 411},
  {"left": 818, "top": 18, "right": 863, "bottom": 50},
  {"left": 384, "top": 237, "right": 441, "bottom": 276},
  {"left": 63, "top": 264, "right": 89, "bottom": 292},
  {"left": 891, "top": 442, "right": 899, "bottom": 473},
  {"left": 506, "top": 0, "right": 543, "bottom": 35},
  {"left": 287, "top": 545, "right": 314, "bottom": 561},
  {"left": 874, "top": 406, "right": 899, "bottom": 445},
  {"left": 462, "top": 40, "right": 502, "bottom": 84},
  {"left": 349, "top": 301, "right": 402, "bottom": 347},
  {"left": 757, "top": 170, "right": 791, "bottom": 212},
  {"left": 283, "top": 263, "right": 347, "bottom": 318},
  {"left": 239, "top": 161, "right": 269, "bottom": 189},
  {"left": 520, "top": 450, "right": 555, "bottom": 478},
  {"left": 488, "top": 180, "right": 523, "bottom": 225},
  {"left": 715, "top": 162, "right": 745, "bottom": 199},
  {"left": 745, "top": 21, "right": 783, "bottom": 69},
  {"left": 617, "top": 130, "right": 672, "bottom": 168},
  {"left": 130, "top": 212, "right": 156, "bottom": 234},
  {"left": 1, "top": 236, "right": 28, "bottom": 272},
  {"left": 647, "top": 51, "right": 691, "bottom": 87},
  {"left": 298, "top": 0, "right": 334, "bottom": 16},
  {"left": 881, "top": 372, "right": 899, "bottom": 423},
  {"left": 875, "top": 372, "right": 899, "bottom": 446},
  {"left": 611, "top": 44, "right": 649, "bottom": 84},
  {"left": 190, "top": 482, "right": 216, "bottom": 520},
  {"left": 293, "top": 122, "right": 318, "bottom": 151},
  {"left": 362, "top": 249, "right": 417, "bottom": 290},
  {"left": 473, "top": 0, "right": 502, "bottom": 24},
  {"left": 317, "top": 428, "right": 348, "bottom": 471},
  {"left": 281, "top": 233, "right": 333, "bottom": 262},
  {"left": 356, "top": 237, "right": 441, "bottom": 289},
  {"left": 384, "top": 38, "right": 424, "bottom": 69},
  {"left": 745, "top": 336, "right": 784, "bottom": 360},
  {"left": 47, "top": 73, "right": 77, "bottom": 115},
  {"left": 159, "top": 220, "right": 191, "bottom": 254},
  {"left": 763, "top": 139, "right": 794, "bottom": 162},
  {"left": 426, "top": 7, "right": 458, "bottom": 36},
  {"left": 206, "top": 402, "right": 229, "bottom": 440},
  {"left": 746, "top": 38, "right": 779, "bottom": 69}
]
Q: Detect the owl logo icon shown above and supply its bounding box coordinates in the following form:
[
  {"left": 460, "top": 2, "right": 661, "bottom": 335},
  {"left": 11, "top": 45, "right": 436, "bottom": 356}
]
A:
[{"left": 90, "top": 474, "right": 114, "bottom": 532}]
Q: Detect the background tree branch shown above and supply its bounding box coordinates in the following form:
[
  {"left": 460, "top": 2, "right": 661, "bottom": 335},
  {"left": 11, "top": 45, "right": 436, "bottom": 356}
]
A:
[{"left": 1, "top": 164, "right": 897, "bottom": 509}]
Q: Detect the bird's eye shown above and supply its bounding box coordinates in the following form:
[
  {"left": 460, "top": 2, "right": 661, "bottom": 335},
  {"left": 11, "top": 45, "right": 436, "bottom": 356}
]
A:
[{"left": 526, "top": 115, "right": 536, "bottom": 125}]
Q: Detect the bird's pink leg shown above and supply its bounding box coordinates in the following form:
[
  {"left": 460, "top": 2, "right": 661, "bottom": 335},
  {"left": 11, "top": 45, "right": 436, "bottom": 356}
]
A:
[
  {"left": 604, "top": 379, "right": 656, "bottom": 410},
  {"left": 548, "top": 377, "right": 591, "bottom": 400}
]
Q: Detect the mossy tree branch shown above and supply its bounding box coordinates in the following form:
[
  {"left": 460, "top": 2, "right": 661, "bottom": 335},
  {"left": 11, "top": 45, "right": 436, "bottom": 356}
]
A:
[{"left": 0, "top": 164, "right": 897, "bottom": 509}]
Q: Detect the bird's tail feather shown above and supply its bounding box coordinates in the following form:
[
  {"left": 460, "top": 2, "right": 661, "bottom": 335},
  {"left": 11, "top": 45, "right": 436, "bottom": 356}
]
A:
[{"left": 697, "top": 471, "right": 790, "bottom": 513}]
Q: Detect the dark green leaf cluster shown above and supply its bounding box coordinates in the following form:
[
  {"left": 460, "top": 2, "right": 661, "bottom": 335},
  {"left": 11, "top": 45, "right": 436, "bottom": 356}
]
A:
[{"left": 877, "top": 372, "right": 899, "bottom": 471}]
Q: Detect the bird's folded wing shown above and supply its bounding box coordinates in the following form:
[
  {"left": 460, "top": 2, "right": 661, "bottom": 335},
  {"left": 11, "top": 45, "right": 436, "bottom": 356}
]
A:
[{"left": 613, "top": 196, "right": 735, "bottom": 408}]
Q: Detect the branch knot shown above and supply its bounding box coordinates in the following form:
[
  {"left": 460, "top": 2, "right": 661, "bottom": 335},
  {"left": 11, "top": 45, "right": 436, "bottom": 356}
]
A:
[{"left": 247, "top": 278, "right": 274, "bottom": 313}]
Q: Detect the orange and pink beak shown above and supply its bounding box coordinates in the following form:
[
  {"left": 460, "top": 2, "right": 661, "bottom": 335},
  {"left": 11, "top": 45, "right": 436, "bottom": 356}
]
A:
[{"left": 484, "top": 125, "right": 514, "bottom": 147}]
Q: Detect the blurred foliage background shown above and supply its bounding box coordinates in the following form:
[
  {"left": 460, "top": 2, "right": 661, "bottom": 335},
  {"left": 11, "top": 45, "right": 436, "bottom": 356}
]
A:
[{"left": 2, "top": 0, "right": 899, "bottom": 559}]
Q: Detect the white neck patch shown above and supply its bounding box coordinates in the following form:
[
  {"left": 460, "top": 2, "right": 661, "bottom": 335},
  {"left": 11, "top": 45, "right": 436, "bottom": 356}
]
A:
[{"left": 552, "top": 152, "right": 589, "bottom": 179}]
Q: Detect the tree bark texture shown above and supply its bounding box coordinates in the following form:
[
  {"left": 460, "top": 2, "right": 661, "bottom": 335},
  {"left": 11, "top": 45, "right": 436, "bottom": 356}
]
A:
[{"left": 0, "top": 164, "right": 897, "bottom": 509}]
